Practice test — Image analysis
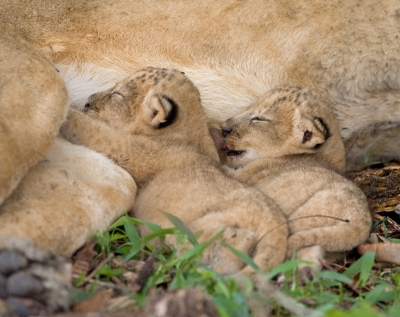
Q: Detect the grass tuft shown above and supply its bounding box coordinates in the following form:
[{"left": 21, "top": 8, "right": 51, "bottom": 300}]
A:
[{"left": 72, "top": 214, "right": 400, "bottom": 316}]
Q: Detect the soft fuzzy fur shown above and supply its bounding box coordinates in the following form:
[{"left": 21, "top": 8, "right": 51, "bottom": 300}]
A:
[
  {"left": 222, "top": 86, "right": 372, "bottom": 268},
  {"left": 60, "top": 68, "right": 289, "bottom": 275},
  {"left": 0, "top": 0, "right": 397, "bottom": 256}
]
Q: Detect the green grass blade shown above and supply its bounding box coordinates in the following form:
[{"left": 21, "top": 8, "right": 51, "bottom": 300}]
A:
[
  {"left": 123, "top": 217, "right": 140, "bottom": 244},
  {"left": 124, "top": 228, "right": 176, "bottom": 260},
  {"left": 388, "top": 301, "right": 400, "bottom": 317},
  {"left": 266, "top": 259, "right": 308, "bottom": 279},
  {"left": 221, "top": 241, "right": 259, "bottom": 271},
  {"left": 343, "top": 252, "right": 375, "bottom": 286},
  {"left": 319, "top": 271, "right": 353, "bottom": 284},
  {"left": 168, "top": 230, "right": 223, "bottom": 266},
  {"left": 97, "top": 266, "right": 125, "bottom": 277},
  {"left": 273, "top": 290, "right": 324, "bottom": 317},
  {"left": 138, "top": 219, "right": 163, "bottom": 232},
  {"left": 161, "top": 211, "right": 199, "bottom": 246},
  {"left": 364, "top": 283, "right": 396, "bottom": 304}
]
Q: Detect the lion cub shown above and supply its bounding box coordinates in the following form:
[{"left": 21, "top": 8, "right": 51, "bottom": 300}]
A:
[
  {"left": 60, "top": 67, "right": 288, "bottom": 275},
  {"left": 221, "top": 86, "right": 372, "bottom": 267}
]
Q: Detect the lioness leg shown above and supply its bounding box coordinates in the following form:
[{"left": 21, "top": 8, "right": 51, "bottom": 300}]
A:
[
  {"left": 0, "top": 138, "right": 137, "bottom": 256},
  {"left": 0, "top": 21, "right": 67, "bottom": 204}
]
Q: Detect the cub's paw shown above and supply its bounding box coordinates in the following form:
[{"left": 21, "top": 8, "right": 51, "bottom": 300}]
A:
[
  {"left": 295, "top": 245, "right": 325, "bottom": 272},
  {"left": 200, "top": 227, "right": 258, "bottom": 275},
  {"left": 144, "top": 287, "right": 219, "bottom": 317},
  {"left": 0, "top": 235, "right": 71, "bottom": 317}
]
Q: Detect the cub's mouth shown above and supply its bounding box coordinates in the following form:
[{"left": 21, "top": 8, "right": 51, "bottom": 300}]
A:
[
  {"left": 220, "top": 139, "right": 246, "bottom": 157},
  {"left": 226, "top": 150, "right": 246, "bottom": 157}
]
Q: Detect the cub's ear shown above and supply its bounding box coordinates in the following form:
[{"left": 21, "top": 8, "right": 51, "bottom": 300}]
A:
[
  {"left": 295, "top": 117, "right": 331, "bottom": 150},
  {"left": 142, "top": 90, "right": 176, "bottom": 128}
]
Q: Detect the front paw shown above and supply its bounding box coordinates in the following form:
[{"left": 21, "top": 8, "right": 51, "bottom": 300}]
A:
[{"left": 199, "top": 226, "right": 258, "bottom": 275}]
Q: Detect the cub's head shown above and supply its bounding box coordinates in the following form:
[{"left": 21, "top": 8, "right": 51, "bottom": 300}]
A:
[
  {"left": 82, "top": 67, "right": 219, "bottom": 160},
  {"left": 83, "top": 67, "right": 203, "bottom": 135},
  {"left": 221, "top": 86, "right": 346, "bottom": 172}
]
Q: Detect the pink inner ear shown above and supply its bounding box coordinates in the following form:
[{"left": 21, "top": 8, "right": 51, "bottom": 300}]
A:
[{"left": 302, "top": 130, "right": 313, "bottom": 143}]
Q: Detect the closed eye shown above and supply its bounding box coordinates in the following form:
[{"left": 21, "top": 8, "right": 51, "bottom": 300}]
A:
[
  {"left": 250, "top": 116, "right": 269, "bottom": 122},
  {"left": 111, "top": 91, "right": 123, "bottom": 97}
]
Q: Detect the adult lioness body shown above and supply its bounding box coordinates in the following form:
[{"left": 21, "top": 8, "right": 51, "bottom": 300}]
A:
[
  {"left": 221, "top": 86, "right": 373, "bottom": 266},
  {"left": 2, "top": 0, "right": 400, "bottom": 171},
  {"left": 60, "top": 68, "right": 289, "bottom": 275}
]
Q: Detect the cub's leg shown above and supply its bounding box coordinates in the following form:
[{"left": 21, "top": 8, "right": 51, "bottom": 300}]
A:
[
  {"left": 60, "top": 108, "right": 135, "bottom": 173},
  {"left": 295, "top": 246, "right": 325, "bottom": 272},
  {"left": 188, "top": 190, "right": 288, "bottom": 276},
  {"left": 286, "top": 184, "right": 372, "bottom": 259},
  {"left": 186, "top": 221, "right": 259, "bottom": 275}
]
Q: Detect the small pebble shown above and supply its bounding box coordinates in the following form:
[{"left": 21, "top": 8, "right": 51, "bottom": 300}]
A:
[
  {"left": 0, "top": 251, "right": 28, "bottom": 275},
  {"left": 7, "top": 272, "right": 43, "bottom": 297}
]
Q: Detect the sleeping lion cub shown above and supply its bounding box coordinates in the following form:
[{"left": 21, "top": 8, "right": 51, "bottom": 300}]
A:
[
  {"left": 221, "top": 86, "right": 373, "bottom": 267},
  {"left": 60, "top": 67, "right": 288, "bottom": 276}
]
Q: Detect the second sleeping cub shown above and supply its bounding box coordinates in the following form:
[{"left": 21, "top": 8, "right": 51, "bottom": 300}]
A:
[{"left": 221, "top": 86, "right": 372, "bottom": 267}]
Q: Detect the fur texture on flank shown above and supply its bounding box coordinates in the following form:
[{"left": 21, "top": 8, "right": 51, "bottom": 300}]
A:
[{"left": 0, "top": 138, "right": 137, "bottom": 256}]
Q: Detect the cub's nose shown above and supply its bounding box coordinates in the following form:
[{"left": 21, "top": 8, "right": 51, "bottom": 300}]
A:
[
  {"left": 222, "top": 128, "right": 232, "bottom": 137},
  {"left": 84, "top": 93, "right": 96, "bottom": 110}
]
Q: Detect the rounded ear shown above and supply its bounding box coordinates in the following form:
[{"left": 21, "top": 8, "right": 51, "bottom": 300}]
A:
[
  {"left": 142, "top": 89, "right": 174, "bottom": 127},
  {"left": 295, "top": 117, "right": 331, "bottom": 149}
]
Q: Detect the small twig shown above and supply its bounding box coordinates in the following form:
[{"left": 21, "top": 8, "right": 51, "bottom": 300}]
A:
[
  {"left": 330, "top": 262, "right": 347, "bottom": 273},
  {"left": 133, "top": 252, "right": 156, "bottom": 291},
  {"left": 83, "top": 279, "right": 130, "bottom": 292},
  {"left": 111, "top": 276, "right": 130, "bottom": 292},
  {"left": 76, "top": 253, "right": 115, "bottom": 287}
]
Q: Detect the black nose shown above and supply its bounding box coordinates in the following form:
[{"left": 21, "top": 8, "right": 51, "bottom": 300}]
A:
[{"left": 222, "top": 128, "right": 232, "bottom": 137}]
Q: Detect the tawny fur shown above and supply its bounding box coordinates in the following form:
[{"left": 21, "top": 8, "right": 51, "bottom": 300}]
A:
[
  {"left": 0, "top": 21, "right": 68, "bottom": 205},
  {"left": 0, "top": 138, "right": 137, "bottom": 256},
  {"left": 0, "top": 0, "right": 398, "bottom": 257},
  {"left": 60, "top": 68, "right": 289, "bottom": 275},
  {"left": 221, "top": 86, "right": 373, "bottom": 267}
]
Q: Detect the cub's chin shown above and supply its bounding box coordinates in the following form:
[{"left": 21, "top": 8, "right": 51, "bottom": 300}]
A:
[
  {"left": 226, "top": 147, "right": 264, "bottom": 168},
  {"left": 224, "top": 148, "right": 253, "bottom": 169}
]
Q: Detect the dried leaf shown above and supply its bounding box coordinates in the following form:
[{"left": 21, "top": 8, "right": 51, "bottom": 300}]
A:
[
  {"left": 133, "top": 252, "right": 156, "bottom": 291},
  {"left": 357, "top": 243, "right": 400, "bottom": 265},
  {"left": 72, "top": 241, "right": 97, "bottom": 276},
  {"left": 72, "top": 290, "right": 113, "bottom": 313},
  {"left": 106, "top": 295, "right": 138, "bottom": 313}
]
